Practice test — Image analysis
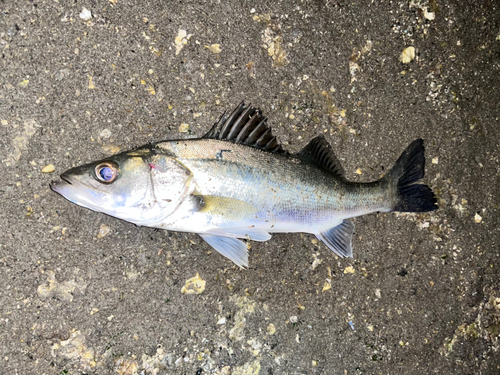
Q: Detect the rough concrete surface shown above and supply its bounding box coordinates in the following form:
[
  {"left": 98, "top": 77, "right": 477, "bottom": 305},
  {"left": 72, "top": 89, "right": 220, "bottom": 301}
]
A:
[{"left": 1, "top": 0, "right": 499, "bottom": 374}]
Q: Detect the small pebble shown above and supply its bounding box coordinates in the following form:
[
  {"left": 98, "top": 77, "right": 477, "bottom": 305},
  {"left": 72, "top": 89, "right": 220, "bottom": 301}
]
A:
[
  {"left": 423, "top": 8, "right": 435, "bottom": 20},
  {"left": 100, "top": 129, "right": 112, "bottom": 139},
  {"left": 96, "top": 224, "right": 111, "bottom": 239},
  {"left": 399, "top": 46, "right": 415, "bottom": 64},
  {"left": 181, "top": 273, "right": 206, "bottom": 295},
  {"left": 41, "top": 164, "right": 55, "bottom": 173},
  {"left": 322, "top": 280, "right": 332, "bottom": 292},
  {"left": 344, "top": 266, "right": 355, "bottom": 274},
  {"left": 205, "top": 44, "right": 222, "bottom": 54},
  {"left": 179, "top": 123, "right": 189, "bottom": 133},
  {"left": 80, "top": 8, "right": 92, "bottom": 21}
]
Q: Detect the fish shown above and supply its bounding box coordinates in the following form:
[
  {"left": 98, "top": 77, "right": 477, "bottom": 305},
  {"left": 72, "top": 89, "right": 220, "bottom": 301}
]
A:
[{"left": 51, "top": 102, "right": 438, "bottom": 268}]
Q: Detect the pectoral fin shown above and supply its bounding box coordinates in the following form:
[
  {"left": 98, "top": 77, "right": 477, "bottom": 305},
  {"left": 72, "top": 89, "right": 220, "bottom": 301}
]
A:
[
  {"left": 316, "top": 220, "right": 355, "bottom": 258},
  {"left": 199, "top": 234, "right": 249, "bottom": 268}
]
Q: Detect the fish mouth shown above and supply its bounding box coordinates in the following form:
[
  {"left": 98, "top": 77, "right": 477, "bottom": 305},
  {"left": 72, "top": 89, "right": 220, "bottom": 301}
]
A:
[
  {"left": 50, "top": 173, "right": 73, "bottom": 194},
  {"left": 50, "top": 172, "right": 109, "bottom": 214}
]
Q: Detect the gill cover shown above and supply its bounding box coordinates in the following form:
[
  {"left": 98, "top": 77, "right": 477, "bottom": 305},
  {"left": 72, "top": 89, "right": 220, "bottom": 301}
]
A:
[
  {"left": 145, "top": 153, "right": 195, "bottom": 224},
  {"left": 51, "top": 148, "right": 195, "bottom": 227}
]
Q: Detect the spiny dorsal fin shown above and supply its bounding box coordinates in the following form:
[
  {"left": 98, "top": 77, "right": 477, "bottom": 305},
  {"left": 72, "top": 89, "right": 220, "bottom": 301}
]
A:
[
  {"left": 202, "top": 102, "right": 286, "bottom": 154},
  {"left": 295, "top": 135, "right": 345, "bottom": 178}
]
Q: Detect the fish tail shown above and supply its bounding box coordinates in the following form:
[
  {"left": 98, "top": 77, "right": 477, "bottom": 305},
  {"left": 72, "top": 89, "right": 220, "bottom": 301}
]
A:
[{"left": 385, "top": 139, "right": 438, "bottom": 212}]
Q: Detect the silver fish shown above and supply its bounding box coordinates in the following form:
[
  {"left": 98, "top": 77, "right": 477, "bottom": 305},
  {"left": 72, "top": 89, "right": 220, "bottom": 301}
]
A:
[{"left": 51, "top": 103, "right": 437, "bottom": 267}]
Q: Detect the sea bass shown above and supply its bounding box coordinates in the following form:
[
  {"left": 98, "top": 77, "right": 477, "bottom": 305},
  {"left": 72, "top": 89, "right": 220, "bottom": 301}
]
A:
[{"left": 51, "top": 103, "right": 437, "bottom": 267}]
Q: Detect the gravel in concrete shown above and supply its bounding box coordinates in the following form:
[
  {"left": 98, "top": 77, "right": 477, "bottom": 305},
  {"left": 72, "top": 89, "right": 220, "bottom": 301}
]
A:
[{"left": 1, "top": 1, "right": 499, "bottom": 374}]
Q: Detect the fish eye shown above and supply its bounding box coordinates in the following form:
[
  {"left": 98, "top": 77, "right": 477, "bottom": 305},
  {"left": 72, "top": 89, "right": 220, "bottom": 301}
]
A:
[{"left": 95, "top": 162, "right": 118, "bottom": 183}]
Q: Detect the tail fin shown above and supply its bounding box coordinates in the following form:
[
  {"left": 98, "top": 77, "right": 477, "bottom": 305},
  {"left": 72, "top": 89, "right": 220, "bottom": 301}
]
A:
[{"left": 386, "top": 139, "right": 438, "bottom": 212}]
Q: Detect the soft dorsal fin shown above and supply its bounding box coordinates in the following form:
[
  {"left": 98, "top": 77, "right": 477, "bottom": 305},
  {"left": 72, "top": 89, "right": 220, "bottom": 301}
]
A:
[
  {"left": 295, "top": 135, "right": 345, "bottom": 178},
  {"left": 202, "top": 102, "right": 286, "bottom": 154}
]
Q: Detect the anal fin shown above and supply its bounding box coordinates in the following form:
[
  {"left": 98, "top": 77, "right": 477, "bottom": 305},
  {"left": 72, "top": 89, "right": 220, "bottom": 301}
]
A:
[
  {"left": 199, "top": 233, "right": 249, "bottom": 268},
  {"left": 316, "top": 220, "right": 355, "bottom": 258}
]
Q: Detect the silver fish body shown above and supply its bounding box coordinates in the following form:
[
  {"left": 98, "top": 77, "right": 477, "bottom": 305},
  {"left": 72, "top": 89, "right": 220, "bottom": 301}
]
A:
[
  {"left": 154, "top": 139, "right": 388, "bottom": 234},
  {"left": 51, "top": 103, "right": 437, "bottom": 267}
]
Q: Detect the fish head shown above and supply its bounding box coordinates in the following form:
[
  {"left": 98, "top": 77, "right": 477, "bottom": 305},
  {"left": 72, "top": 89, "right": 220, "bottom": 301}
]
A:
[{"left": 51, "top": 147, "right": 193, "bottom": 226}]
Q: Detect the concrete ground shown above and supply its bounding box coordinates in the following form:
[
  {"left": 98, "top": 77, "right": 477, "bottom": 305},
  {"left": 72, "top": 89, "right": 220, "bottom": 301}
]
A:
[{"left": 1, "top": 0, "right": 499, "bottom": 374}]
